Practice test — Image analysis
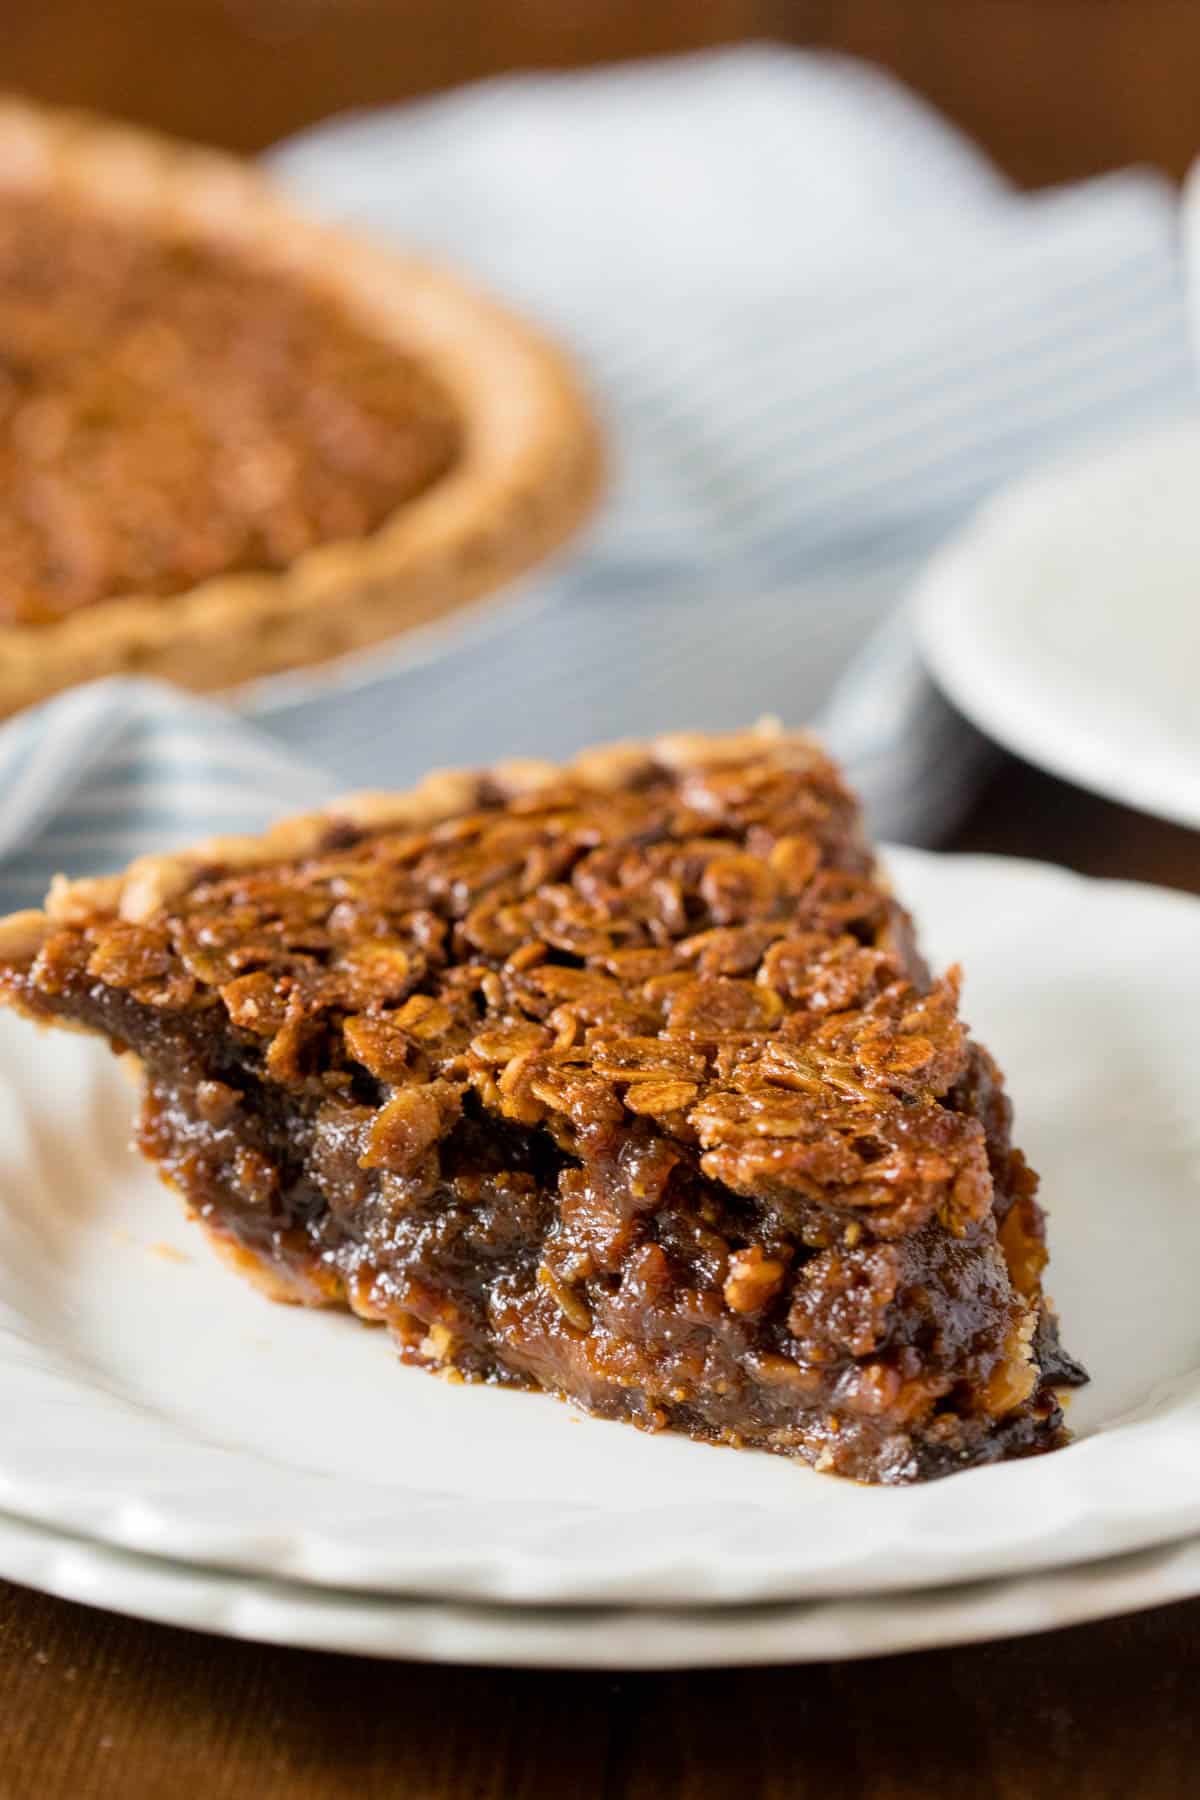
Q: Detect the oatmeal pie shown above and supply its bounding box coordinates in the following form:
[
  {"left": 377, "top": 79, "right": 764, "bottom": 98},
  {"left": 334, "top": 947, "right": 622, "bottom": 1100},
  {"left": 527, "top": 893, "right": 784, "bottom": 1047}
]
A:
[
  {"left": 0, "top": 725, "right": 1085, "bottom": 1483},
  {"left": 0, "top": 99, "right": 601, "bottom": 718}
]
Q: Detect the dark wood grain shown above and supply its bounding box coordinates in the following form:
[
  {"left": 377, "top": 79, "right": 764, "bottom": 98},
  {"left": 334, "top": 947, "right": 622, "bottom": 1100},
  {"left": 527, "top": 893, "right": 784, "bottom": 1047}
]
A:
[
  {"left": 816, "top": 0, "right": 1200, "bottom": 186},
  {"left": 6, "top": 0, "right": 1200, "bottom": 181},
  {"left": 950, "top": 756, "right": 1200, "bottom": 895},
  {"left": 3, "top": 3, "right": 1200, "bottom": 1794},
  {"left": 1, "top": 1547, "right": 1198, "bottom": 1800},
  {"left": 1, "top": 0, "right": 779, "bottom": 156}
]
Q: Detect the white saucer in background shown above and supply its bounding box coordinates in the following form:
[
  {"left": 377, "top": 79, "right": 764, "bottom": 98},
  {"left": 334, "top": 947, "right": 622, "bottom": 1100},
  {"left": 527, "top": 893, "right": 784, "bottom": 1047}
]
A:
[{"left": 914, "top": 420, "right": 1200, "bottom": 830}]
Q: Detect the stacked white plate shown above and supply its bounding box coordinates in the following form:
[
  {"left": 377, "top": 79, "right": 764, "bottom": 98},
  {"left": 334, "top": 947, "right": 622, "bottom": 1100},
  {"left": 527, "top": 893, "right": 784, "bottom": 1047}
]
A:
[{"left": 4, "top": 849, "right": 1200, "bottom": 1667}]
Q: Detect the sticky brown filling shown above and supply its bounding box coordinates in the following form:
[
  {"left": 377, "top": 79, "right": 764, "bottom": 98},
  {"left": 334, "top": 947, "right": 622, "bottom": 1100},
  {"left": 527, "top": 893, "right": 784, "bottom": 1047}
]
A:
[
  {"left": 0, "top": 192, "right": 461, "bottom": 624},
  {"left": 12, "top": 951, "right": 1080, "bottom": 1485}
]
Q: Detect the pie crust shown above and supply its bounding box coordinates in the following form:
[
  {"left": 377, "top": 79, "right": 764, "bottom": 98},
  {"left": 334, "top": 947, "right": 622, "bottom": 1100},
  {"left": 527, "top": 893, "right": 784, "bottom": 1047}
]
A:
[{"left": 0, "top": 98, "right": 602, "bottom": 717}]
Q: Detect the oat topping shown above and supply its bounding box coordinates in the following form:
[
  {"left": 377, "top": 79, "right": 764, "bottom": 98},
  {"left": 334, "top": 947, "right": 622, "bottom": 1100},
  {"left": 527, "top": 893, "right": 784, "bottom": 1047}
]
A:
[{"left": 0, "top": 729, "right": 1084, "bottom": 1482}]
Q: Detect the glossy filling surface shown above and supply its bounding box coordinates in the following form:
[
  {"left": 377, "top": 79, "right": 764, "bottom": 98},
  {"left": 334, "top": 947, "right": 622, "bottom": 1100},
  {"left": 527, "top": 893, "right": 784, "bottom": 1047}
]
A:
[
  {"left": 0, "top": 192, "right": 461, "bottom": 625},
  {"left": 0, "top": 738, "right": 1085, "bottom": 1482}
]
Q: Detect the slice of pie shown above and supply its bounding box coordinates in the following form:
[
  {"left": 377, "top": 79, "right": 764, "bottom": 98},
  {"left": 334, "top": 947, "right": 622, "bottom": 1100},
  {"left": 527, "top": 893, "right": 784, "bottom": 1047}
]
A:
[
  {"left": 0, "top": 99, "right": 601, "bottom": 718},
  {"left": 0, "top": 725, "right": 1084, "bottom": 1483}
]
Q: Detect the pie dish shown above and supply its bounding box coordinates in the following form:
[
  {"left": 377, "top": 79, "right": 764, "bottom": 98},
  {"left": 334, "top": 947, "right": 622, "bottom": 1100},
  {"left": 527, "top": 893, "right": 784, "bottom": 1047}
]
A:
[
  {"left": 0, "top": 98, "right": 601, "bottom": 719},
  {"left": 0, "top": 723, "right": 1084, "bottom": 1484}
]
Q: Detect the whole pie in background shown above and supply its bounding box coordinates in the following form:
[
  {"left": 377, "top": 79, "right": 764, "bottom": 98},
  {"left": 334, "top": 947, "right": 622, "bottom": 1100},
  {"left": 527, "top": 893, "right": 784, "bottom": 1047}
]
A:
[{"left": 0, "top": 98, "right": 602, "bottom": 718}]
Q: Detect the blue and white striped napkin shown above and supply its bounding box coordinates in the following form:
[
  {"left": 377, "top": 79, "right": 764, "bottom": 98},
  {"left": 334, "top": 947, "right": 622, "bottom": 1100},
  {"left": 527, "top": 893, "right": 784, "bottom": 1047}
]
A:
[
  {"left": 250, "top": 47, "right": 1194, "bottom": 836},
  {"left": 0, "top": 47, "right": 1195, "bottom": 911}
]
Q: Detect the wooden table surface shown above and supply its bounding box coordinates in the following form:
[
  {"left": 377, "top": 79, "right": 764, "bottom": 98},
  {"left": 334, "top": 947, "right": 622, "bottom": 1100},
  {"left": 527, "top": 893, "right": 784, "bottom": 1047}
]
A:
[{"left": 4, "top": 3, "right": 1200, "bottom": 1794}]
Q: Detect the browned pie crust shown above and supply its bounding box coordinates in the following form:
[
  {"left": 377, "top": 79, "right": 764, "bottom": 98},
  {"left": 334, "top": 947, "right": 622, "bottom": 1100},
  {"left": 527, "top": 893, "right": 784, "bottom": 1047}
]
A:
[
  {"left": 0, "top": 724, "right": 1085, "bottom": 1483},
  {"left": 0, "top": 98, "right": 602, "bottom": 716}
]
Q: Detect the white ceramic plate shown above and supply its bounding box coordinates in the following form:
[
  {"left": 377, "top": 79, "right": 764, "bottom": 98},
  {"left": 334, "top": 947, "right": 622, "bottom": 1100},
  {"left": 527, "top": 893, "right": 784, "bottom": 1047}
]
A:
[
  {"left": 914, "top": 421, "right": 1200, "bottom": 830},
  {"left": 3, "top": 850, "right": 1200, "bottom": 1607},
  {"left": 3, "top": 1507, "right": 1199, "bottom": 1668}
]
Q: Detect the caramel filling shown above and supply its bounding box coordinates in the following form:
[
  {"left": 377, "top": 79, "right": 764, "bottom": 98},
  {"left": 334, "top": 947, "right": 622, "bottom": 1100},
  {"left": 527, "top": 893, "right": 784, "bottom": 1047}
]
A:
[{"left": 0, "top": 193, "right": 460, "bottom": 624}]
